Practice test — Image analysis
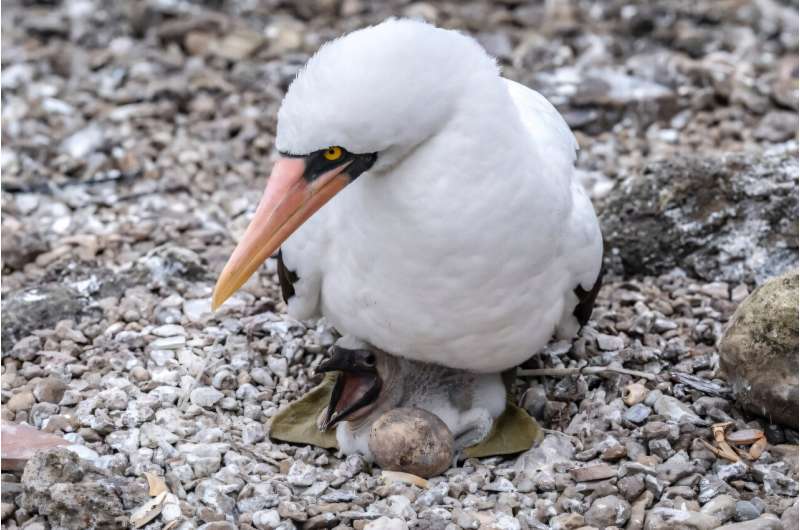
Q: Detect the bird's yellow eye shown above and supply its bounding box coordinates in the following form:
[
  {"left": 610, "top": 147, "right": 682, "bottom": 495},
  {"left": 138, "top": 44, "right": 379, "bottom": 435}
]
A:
[{"left": 324, "top": 146, "right": 343, "bottom": 161}]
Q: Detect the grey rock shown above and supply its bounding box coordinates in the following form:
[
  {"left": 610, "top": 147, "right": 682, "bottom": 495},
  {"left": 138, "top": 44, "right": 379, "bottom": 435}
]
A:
[
  {"left": 364, "top": 517, "right": 408, "bottom": 530},
  {"left": 198, "top": 523, "right": 237, "bottom": 530},
  {"left": 7, "top": 390, "right": 36, "bottom": 412},
  {"left": 693, "top": 397, "right": 731, "bottom": 416},
  {"left": 570, "top": 464, "right": 617, "bottom": 482},
  {"left": 190, "top": 386, "right": 225, "bottom": 408},
  {"left": 252, "top": 509, "right": 281, "bottom": 529},
  {"left": 140, "top": 245, "right": 210, "bottom": 285},
  {"left": 416, "top": 482, "right": 449, "bottom": 507},
  {"left": 653, "top": 395, "right": 706, "bottom": 425},
  {"left": 649, "top": 439, "right": 675, "bottom": 460},
  {"left": 150, "top": 335, "right": 186, "bottom": 350},
  {"left": 531, "top": 470, "right": 556, "bottom": 491},
  {"left": 597, "top": 333, "right": 625, "bottom": 351},
  {"left": 625, "top": 404, "right": 652, "bottom": 424},
  {"left": 178, "top": 443, "right": 223, "bottom": 477},
  {"left": 212, "top": 370, "right": 237, "bottom": 390},
  {"left": 61, "top": 125, "right": 104, "bottom": 159},
  {"left": 644, "top": 507, "right": 721, "bottom": 530},
  {"left": 242, "top": 422, "right": 265, "bottom": 445},
  {"left": 719, "top": 271, "right": 799, "bottom": 428},
  {"left": 754, "top": 111, "right": 799, "bottom": 143},
  {"left": 1, "top": 226, "right": 49, "bottom": 272},
  {"left": 183, "top": 299, "right": 212, "bottom": 323},
  {"left": 699, "top": 475, "right": 737, "bottom": 504},
  {"left": 149, "top": 349, "right": 175, "bottom": 366},
  {"left": 268, "top": 357, "right": 289, "bottom": 378},
  {"left": 716, "top": 516, "right": 783, "bottom": 530},
  {"left": 548, "top": 512, "right": 584, "bottom": 530},
  {"left": 452, "top": 508, "right": 480, "bottom": 529},
  {"left": 287, "top": 461, "right": 317, "bottom": 487},
  {"left": 140, "top": 423, "right": 179, "bottom": 448},
  {"left": 20, "top": 448, "right": 146, "bottom": 529},
  {"left": 151, "top": 324, "right": 186, "bottom": 337},
  {"left": 628, "top": 490, "right": 654, "bottom": 530},
  {"left": 304, "top": 512, "right": 339, "bottom": 529},
  {"left": 701, "top": 494, "right": 737, "bottom": 523},
  {"left": 599, "top": 153, "right": 798, "bottom": 284},
  {"left": 753, "top": 462, "right": 799, "bottom": 497},
  {"left": 642, "top": 421, "right": 680, "bottom": 442},
  {"left": 33, "top": 377, "right": 69, "bottom": 404},
  {"left": 196, "top": 478, "right": 236, "bottom": 513},
  {"left": 781, "top": 501, "right": 798, "bottom": 530},
  {"left": 2, "top": 285, "right": 86, "bottom": 352},
  {"left": 515, "top": 434, "right": 574, "bottom": 473},
  {"left": 619, "top": 474, "right": 646, "bottom": 502},
  {"left": 584, "top": 495, "right": 631, "bottom": 527},
  {"left": 718, "top": 461, "right": 749, "bottom": 482},
  {"left": 250, "top": 367, "right": 275, "bottom": 387},
  {"left": 278, "top": 500, "right": 307, "bottom": 521},
  {"left": 484, "top": 477, "right": 515, "bottom": 492},
  {"left": 533, "top": 67, "right": 678, "bottom": 133},
  {"left": 644, "top": 474, "right": 667, "bottom": 499},
  {"left": 735, "top": 500, "right": 762, "bottom": 522},
  {"left": 657, "top": 462, "right": 696, "bottom": 484}
]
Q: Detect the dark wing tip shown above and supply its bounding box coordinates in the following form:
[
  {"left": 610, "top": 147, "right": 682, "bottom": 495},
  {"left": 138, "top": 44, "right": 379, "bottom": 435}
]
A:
[
  {"left": 276, "top": 249, "right": 299, "bottom": 304},
  {"left": 572, "top": 267, "right": 604, "bottom": 328}
]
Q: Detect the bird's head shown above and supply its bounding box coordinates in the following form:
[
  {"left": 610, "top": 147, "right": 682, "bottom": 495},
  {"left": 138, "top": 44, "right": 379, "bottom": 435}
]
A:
[
  {"left": 315, "top": 337, "right": 404, "bottom": 431},
  {"left": 212, "top": 19, "right": 501, "bottom": 309}
]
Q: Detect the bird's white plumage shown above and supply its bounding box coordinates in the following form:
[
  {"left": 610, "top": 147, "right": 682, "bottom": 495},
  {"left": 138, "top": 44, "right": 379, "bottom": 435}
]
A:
[{"left": 279, "top": 19, "right": 602, "bottom": 372}]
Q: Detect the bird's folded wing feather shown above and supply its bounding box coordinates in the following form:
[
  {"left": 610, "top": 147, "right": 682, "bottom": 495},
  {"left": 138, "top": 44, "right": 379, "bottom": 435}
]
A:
[
  {"left": 504, "top": 78, "right": 578, "bottom": 164},
  {"left": 504, "top": 78, "right": 603, "bottom": 294}
]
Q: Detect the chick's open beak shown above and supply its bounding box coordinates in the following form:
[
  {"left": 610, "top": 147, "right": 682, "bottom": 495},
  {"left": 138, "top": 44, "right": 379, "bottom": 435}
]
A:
[
  {"left": 317, "top": 347, "right": 382, "bottom": 431},
  {"left": 211, "top": 157, "right": 351, "bottom": 310}
]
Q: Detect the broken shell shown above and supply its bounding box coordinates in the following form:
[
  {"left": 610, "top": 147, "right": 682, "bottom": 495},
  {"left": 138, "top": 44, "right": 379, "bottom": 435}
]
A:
[
  {"left": 748, "top": 436, "right": 768, "bottom": 460},
  {"left": 726, "top": 429, "right": 764, "bottom": 445},
  {"left": 623, "top": 382, "right": 647, "bottom": 406},
  {"left": 712, "top": 422, "right": 734, "bottom": 443},
  {"left": 381, "top": 470, "right": 430, "bottom": 488},
  {"left": 368, "top": 407, "right": 454, "bottom": 478}
]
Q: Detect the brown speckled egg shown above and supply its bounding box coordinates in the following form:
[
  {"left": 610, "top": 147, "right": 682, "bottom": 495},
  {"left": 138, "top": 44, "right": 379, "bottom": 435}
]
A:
[{"left": 368, "top": 407, "right": 454, "bottom": 478}]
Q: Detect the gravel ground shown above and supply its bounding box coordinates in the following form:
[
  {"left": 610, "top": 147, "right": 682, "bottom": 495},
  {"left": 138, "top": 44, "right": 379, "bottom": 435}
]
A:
[{"left": 1, "top": 1, "right": 798, "bottom": 529}]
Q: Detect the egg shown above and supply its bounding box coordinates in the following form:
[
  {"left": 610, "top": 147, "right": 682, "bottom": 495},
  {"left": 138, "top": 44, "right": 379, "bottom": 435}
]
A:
[{"left": 368, "top": 407, "right": 454, "bottom": 478}]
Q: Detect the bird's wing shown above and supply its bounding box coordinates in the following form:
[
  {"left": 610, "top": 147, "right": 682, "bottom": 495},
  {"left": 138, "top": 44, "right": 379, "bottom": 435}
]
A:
[
  {"left": 275, "top": 249, "right": 299, "bottom": 303},
  {"left": 504, "top": 78, "right": 578, "bottom": 165},
  {"left": 504, "top": 78, "right": 603, "bottom": 328},
  {"left": 276, "top": 204, "right": 331, "bottom": 320}
]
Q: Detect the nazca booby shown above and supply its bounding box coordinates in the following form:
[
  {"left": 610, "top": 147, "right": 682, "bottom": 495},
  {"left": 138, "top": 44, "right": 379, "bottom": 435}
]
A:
[{"left": 213, "top": 19, "right": 603, "bottom": 373}]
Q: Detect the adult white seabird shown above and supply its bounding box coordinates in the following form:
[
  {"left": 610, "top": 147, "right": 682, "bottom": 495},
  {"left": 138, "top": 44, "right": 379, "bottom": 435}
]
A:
[{"left": 213, "top": 19, "right": 603, "bottom": 373}]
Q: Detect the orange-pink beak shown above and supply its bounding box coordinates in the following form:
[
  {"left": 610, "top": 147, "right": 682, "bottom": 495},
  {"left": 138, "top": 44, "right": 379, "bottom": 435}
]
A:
[{"left": 212, "top": 157, "right": 351, "bottom": 310}]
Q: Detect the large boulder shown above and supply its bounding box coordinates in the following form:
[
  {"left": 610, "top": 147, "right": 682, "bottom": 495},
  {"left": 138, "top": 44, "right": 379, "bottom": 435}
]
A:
[
  {"left": 1, "top": 284, "right": 86, "bottom": 352},
  {"left": 718, "top": 271, "right": 799, "bottom": 428},
  {"left": 20, "top": 447, "right": 147, "bottom": 529},
  {"left": 599, "top": 152, "right": 798, "bottom": 284}
]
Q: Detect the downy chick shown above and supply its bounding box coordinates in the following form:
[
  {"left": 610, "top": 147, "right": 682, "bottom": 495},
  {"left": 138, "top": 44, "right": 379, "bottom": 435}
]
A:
[{"left": 316, "top": 336, "right": 506, "bottom": 460}]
